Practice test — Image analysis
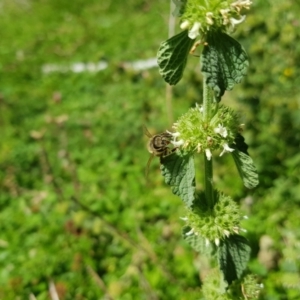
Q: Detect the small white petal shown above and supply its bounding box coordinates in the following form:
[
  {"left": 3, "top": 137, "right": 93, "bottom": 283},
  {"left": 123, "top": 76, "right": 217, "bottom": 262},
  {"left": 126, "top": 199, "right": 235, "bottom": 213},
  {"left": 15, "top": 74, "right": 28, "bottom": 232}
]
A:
[
  {"left": 180, "top": 20, "right": 190, "bottom": 30},
  {"left": 206, "top": 12, "right": 214, "bottom": 25},
  {"left": 231, "top": 0, "right": 252, "bottom": 10},
  {"left": 215, "top": 238, "right": 220, "bottom": 246},
  {"left": 188, "top": 22, "right": 201, "bottom": 39},
  {"left": 205, "top": 149, "right": 212, "bottom": 160},
  {"left": 180, "top": 217, "right": 188, "bottom": 221},
  {"left": 205, "top": 239, "right": 210, "bottom": 247},
  {"left": 243, "top": 215, "right": 249, "bottom": 219},
  {"left": 196, "top": 103, "right": 203, "bottom": 113},
  {"left": 172, "top": 139, "right": 184, "bottom": 147},
  {"left": 224, "top": 144, "right": 235, "bottom": 152},
  {"left": 224, "top": 230, "right": 230, "bottom": 237},
  {"left": 219, "top": 143, "right": 235, "bottom": 156},
  {"left": 229, "top": 15, "right": 246, "bottom": 27},
  {"left": 167, "top": 130, "right": 180, "bottom": 138},
  {"left": 214, "top": 124, "right": 228, "bottom": 137},
  {"left": 172, "top": 132, "right": 181, "bottom": 138},
  {"left": 220, "top": 8, "right": 230, "bottom": 15},
  {"left": 185, "top": 228, "right": 194, "bottom": 236},
  {"left": 233, "top": 226, "right": 239, "bottom": 234}
]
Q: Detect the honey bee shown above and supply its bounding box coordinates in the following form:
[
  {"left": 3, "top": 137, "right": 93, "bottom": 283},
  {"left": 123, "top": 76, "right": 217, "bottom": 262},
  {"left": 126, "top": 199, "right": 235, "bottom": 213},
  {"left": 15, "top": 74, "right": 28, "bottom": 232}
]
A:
[{"left": 144, "top": 126, "right": 174, "bottom": 177}]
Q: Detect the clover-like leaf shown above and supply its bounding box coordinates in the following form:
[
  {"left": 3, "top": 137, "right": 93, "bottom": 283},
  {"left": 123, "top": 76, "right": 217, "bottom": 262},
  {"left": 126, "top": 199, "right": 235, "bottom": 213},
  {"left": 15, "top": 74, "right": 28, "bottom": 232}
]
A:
[
  {"left": 201, "top": 31, "right": 248, "bottom": 101},
  {"left": 160, "top": 151, "right": 195, "bottom": 207},
  {"left": 157, "top": 30, "right": 194, "bottom": 85},
  {"left": 218, "top": 235, "right": 251, "bottom": 285}
]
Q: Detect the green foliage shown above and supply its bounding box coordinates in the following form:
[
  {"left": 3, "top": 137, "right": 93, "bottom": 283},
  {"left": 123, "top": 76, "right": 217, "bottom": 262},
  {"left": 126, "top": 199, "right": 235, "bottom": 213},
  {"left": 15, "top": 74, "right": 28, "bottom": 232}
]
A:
[
  {"left": 157, "top": 30, "right": 194, "bottom": 85},
  {"left": 201, "top": 31, "right": 249, "bottom": 101},
  {"left": 218, "top": 235, "right": 251, "bottom": 284},
  {"left": 161, "top": 151, "right": 195, "bottom": 207},
  {"left": 0, "top": 0, "right": 300, "bottom": 299},
  {"left": 231, "top": 150, "right": 259, "bottom": 189}
]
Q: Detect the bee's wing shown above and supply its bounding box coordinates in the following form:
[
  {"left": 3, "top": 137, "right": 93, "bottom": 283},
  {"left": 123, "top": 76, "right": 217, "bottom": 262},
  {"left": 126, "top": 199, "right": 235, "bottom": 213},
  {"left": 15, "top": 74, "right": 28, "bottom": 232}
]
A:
[
  {"left": 143, "top": 125, "right": 152, "bottom": 138},
  {"left": 145, "top": 154, "right": 154, "bottom": 179}
]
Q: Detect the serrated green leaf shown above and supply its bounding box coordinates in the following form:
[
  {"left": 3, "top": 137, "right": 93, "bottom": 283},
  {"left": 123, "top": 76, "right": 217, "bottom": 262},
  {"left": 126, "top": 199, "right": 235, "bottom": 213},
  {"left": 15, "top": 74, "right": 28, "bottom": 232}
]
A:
[
  {"left": 157, "top": 30, "right": 194, "bottom": 85},
  {"left": 201, "top": 31, "right": 248, "bottom": 101},
  {"left": 218, "top": 235, "right": 251, "bottom": 285},
  {"left": 231, "top": 149, "right": 259, "bottom": 189},
  {"left": 160, "top": 151, "right": 195, "bottom": 207}
]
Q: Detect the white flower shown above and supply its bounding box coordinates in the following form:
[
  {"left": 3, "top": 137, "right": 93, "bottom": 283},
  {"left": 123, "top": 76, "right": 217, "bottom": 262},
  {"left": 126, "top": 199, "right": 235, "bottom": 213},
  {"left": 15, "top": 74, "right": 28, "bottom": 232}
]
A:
[
  {"left": 185, "top": 228, "right": 194, "bottom": 236},
  {"left": 167, "top": 131, "right": 184, "bottom": 148},
  {"left": 172, "top": 139, "right": 184, "bottom": 147},
  {"left": 196, "top": 103, "right": 203, "bottom": 113},
  {"left": 171, "top": 131, "right": 180, "bottom": 138},
  {"left": 205, "top": 149, "right": 212, "bottom": 160},
  {"left": 180, "top": 20, "right": 190, "bottom": 30},
  {"left": 188, "top": 22, "right": 201, "bottom": 39},
  {"left": 214, "top": 124, "right": 228, "bottom": 138},
  {"left": 223, "top": 230, "right": 230, "bottom": 237},
  {"left": 215, "top": 238, "right": 220, "bottom": 247},
  {"left": 220, "top": 8, "right": 230, "bottom": 16},
  {"left": 233, "top": 226, "right": 240, "bottom": 234},
  {"left": 229, "top": 15, "right": 246, "bottom": 29},
  {"left": 231, "top": 0, "right": 252, "bottom": 12},
  {"left": 205, "top": 12, "right": 214, "bottom": 25},
  {"left": 219, "top": 143, "right": 234, "bottom": 156},
  {"left": 220, "top": 8, "right": 230, "bottom": 25}
]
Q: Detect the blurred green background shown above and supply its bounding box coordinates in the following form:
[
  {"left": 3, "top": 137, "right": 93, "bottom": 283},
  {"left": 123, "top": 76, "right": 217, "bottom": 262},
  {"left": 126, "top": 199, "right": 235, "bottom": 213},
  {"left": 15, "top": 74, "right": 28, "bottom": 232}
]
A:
[{"left": 0, "top": 0, "right": 300, "bottom": 299}]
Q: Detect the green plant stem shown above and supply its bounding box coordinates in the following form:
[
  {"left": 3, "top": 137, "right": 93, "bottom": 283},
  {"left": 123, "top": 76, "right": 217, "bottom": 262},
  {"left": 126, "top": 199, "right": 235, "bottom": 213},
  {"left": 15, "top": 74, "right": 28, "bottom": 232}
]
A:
[
  {"left": 203, "top": 78, "right": 215, "bottom": 208},
  {"left": 204, "top": 154, "right": 214, "bottom": 208},
  {"left": 203, "top": 77, "right": 212, "bottom": 122}
]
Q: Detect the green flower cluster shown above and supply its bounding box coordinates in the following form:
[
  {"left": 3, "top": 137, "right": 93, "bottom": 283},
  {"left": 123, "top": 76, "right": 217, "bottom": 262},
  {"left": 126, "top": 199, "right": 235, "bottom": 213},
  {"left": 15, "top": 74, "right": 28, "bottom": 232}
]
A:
[
  {"left": 170, "top": 104, "right": 241, "bottom": 160},
  {"left": 201, "top": 269, "right": 230, "bottom": 300},
  {"left": 173, "top": 0, "right": 252, "bottom": 39},
  {"left": 183, "top": 191, "right": 243, "bottom": 245},
  {"left": 229, "top": 274, "right": 263, "bottom": 299}
]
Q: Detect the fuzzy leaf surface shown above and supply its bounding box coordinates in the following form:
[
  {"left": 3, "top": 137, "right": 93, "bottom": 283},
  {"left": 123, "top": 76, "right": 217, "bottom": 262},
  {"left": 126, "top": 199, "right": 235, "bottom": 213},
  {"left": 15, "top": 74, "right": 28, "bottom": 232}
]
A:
[
  {"left": 201, "top": 31, "right": 248, "bottom": 101},
  {"left": 157, "top": 30, "right": 194, "bottom": 85},
  {"left": 160, "top": 151, "right": 195, "bottom": 207},
  {"left": 218, "top": 235, "right": 251, "bottom": 285},
  {"left": 231, "top": 149, "right": 259, "bottom": 189}
]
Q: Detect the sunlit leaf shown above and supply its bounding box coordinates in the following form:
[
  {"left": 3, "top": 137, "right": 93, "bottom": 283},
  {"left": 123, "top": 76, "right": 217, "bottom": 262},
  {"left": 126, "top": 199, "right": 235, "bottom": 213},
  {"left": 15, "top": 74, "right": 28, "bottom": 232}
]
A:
[
  {"left": 218, "top": 235, "right": 251, "bottom": 285},
  {"left": 157, "top": 30, "right": 194, "bottom": 85},
  {"left": 160, "top": 151, "right": 195, "bottom": 207},
  {"left": 231, "top": 150, "right": 259, "bottom": 189},
  {"left": 201, "top": 31, "right": 248, "bottom": 101}
]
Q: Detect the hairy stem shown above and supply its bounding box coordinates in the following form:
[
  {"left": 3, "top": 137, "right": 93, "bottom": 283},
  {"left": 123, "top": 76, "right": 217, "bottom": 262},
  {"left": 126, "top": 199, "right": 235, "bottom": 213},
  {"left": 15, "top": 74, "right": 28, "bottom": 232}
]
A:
[
  {"left": 203, "top": 78, "right": 215, "bottom": 208},
  {"left": 204, "top": 154, "right": 214, "bottom": 208}
]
